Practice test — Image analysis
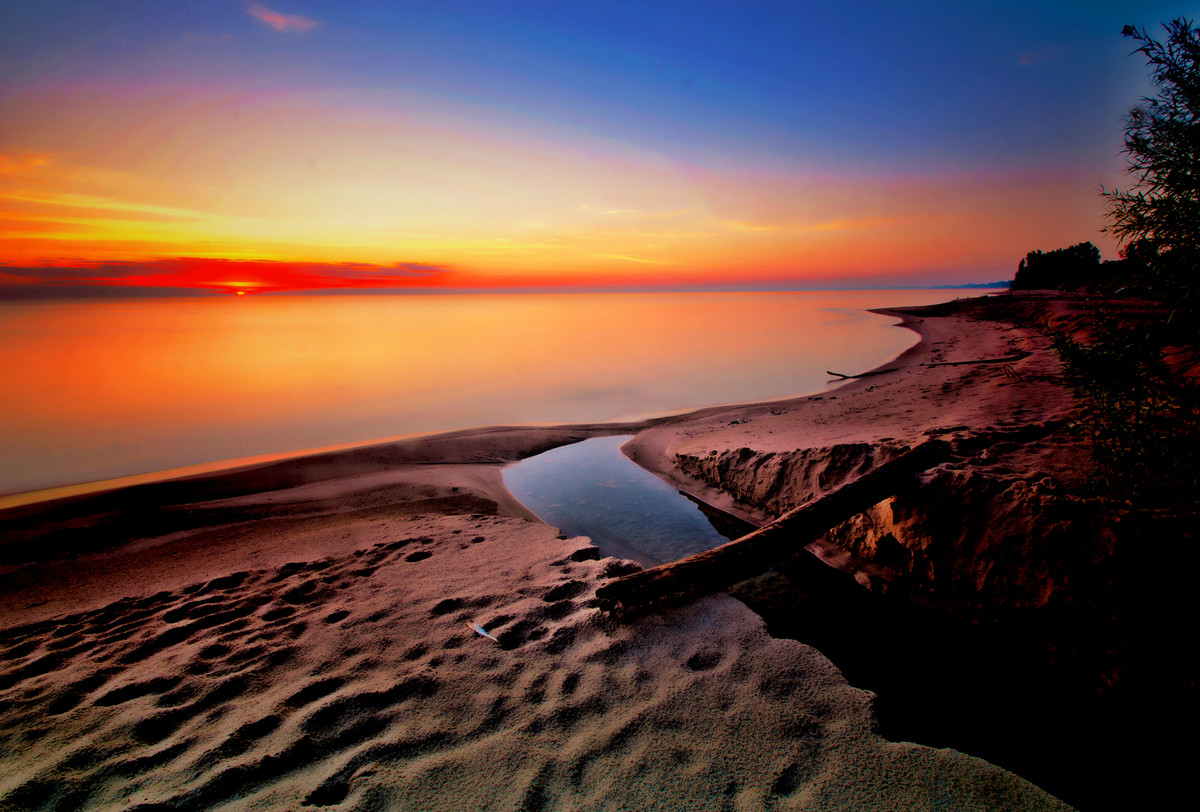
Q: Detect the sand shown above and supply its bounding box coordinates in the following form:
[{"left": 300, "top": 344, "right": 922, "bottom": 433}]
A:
[
  {"left": 623, "top": 293, "right": 1100, "bottom": 615},
  {"left": 0, "top": 295, "right": 1075, "bottom": 811},
  {"left": 624, "top": 294, "right": 1079, "bottom": 527}
]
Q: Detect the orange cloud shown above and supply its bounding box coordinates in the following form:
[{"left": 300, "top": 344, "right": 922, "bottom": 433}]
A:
[
  {"left": 248, "top": 4, "right": 318, "bottom": 33},
  {"left": 594, "top": 254, "right": 678, "bottom": 265},
  {"left": 0, "top": 152, "right": 54, "bottom": 177}
]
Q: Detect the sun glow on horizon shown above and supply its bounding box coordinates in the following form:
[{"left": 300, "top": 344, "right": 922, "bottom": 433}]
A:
[
  {"left": 0, "top": 134, "right": 1114, "bottom": 292},
  {"left": 0, "top": 2, "right": 1142, "bottom": 294}
]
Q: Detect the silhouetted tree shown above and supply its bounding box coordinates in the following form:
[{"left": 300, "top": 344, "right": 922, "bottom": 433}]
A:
[
  {"left": 1012, "top": 241, "right": 1101, "bottom": 290},
  {"left": 1102, "top": 18, "right": 1200, "bottom": 299}
]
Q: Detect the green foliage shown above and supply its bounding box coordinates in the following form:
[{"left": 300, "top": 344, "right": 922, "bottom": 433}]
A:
[
  {"left": 1052, "top": 313, "right": 1200, "bottom": 506},
  {"left": 1102, "top": 18, "right": 1200, "bottom": 308},
  {"left": 1012, "top": 242, "right": 1101, "bottom": 290}
]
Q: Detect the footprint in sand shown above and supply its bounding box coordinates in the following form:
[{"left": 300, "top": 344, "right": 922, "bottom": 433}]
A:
[
  {"left": 542, "top": 580, "right": 587, "bottom": 602},
  {"left": 684, "top": 649, "right": 723, "bottom": 672}
]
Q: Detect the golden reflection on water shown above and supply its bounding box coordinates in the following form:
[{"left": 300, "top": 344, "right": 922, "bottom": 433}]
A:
[{"left": 0, "top": 290, "right": 968, "bottom": 495}]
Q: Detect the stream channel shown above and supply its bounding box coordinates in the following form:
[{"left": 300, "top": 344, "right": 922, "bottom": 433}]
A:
[{"left": 502, "top": 435, "right": 751, "bottom": 567}]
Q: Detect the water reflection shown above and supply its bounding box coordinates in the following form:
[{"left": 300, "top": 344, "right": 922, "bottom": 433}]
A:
[
  {"left": 0, "top": 290, "right": 976, "bottom": 494},
  {"left": 502, "top": 435, "right": 753, "bottom": 567}
]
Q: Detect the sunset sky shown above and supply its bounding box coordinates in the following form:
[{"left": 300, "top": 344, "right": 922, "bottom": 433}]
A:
[{"left": 0, "top": 0, "right": 1192, "bottom": 295}]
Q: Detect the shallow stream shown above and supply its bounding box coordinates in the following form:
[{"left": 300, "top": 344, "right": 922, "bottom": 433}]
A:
[{"left": 502, "top": 435, "right": 752, "bottom": 567}]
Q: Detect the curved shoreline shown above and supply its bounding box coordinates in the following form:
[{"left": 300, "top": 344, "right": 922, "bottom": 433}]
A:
[
  {"left": 0, "top": 294, "right": 1028, "bottom": 627},
  {"left": 0, "top": 295, "right": 927, "bottom": 513},
  {"left": 619, "top": 297, "right": 1055, "bottom": 524}
]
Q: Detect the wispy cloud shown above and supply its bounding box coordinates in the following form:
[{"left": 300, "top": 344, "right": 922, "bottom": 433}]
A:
[
  {"left": 0, "top": 152, "right": 54, "bottom": 177},
  {"left": 577, "top": 204, "right": 695, "bottom": 221},
  {"left": 594, "top": 253, "right": 676, "bottom": 265},
  {"left": 803, "top": 216, "right": 907, "bottom": 232},
  {"left": 720, "top": 216, "right": 907, "bottom": 234},
  {"left": 248, "top": 4, "right": 319, "bottom": 33},
  {"left": 721, "top": 220, "right": 780, "bottom": 233},
  {"left": 1, "top": 191, "right": 207, "bottom": 221}
]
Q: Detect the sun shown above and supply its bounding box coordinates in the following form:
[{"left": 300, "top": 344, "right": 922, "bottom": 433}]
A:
[{"left": 223, "top": 281, "right": 259, "bottom": 296}]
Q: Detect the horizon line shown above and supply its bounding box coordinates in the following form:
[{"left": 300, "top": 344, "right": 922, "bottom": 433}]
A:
[{"left": 0, "top": 281, "right": 1012, "bottom": 301}]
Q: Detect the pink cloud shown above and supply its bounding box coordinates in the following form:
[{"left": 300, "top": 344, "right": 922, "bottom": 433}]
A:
[{"left": 248, "top": 3, "right": 318, "bottom": 33}]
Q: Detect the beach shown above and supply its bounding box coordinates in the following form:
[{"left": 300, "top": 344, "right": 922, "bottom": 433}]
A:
[{"left": 0, "top": 293, "right": 1085, "bottom": 810}]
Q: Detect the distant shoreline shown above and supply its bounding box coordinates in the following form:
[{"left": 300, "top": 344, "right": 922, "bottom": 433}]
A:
[{"left": 0, "top": 283, "right": 1009, "bottom": 301}]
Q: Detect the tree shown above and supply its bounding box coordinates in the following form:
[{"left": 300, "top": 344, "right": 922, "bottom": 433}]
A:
[
  {"left": 1012, "top": 241, "right": 1100, "bottom": 290},
  {"left": 1102, "top": 19, "right": 1200, "bottom": 297}
]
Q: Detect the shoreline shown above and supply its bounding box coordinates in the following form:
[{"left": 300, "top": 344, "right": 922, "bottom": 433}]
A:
[
  {"left": 0, "top": 422, "right": 656, "bottom": 512},
  {"left": 0, "top": 291, "right": 1086, "bottom": 811},
  {"left": 0, "top": 300, "right": 939, "bottom": 623},
  {"left": 620, "top": 296, "right": 1063, "bottom": 524},
  {"left": 0, "top": 290, "right": 940, "bottom": 511}
]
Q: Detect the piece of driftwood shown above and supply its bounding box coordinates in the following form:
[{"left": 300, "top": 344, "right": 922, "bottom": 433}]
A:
[
  {"left": 594, "top": 439, "right": 953, "bottom": 621},
  {"left": 923, "top": 350, "right": 1030, "bottom": 368},
  {"left": 826, "top": 367, "right": 898, "bottom": 380}
]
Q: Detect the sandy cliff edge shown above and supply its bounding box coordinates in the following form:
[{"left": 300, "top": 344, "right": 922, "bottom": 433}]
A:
[{"left": 622, "top": 293, "right": 1096, "bottom": 612}]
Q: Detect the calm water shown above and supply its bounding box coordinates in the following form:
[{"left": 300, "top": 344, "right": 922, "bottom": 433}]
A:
[
  {"left": 0, "top": 289, "right": 984, "bottom": 498},
  {"left": 503, "top": 435, "right": 754, "bottom": 567}
]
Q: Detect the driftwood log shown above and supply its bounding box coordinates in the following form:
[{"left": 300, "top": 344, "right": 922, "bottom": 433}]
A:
[
  {"left": 923, "top": 350, "right": 1030, "bottom": 368},
  {"left": 594, "top": 439, "right": 953, "bottom": 621},
  {"left": 826, "top": 367, "right": 898, "bottom": 380}
]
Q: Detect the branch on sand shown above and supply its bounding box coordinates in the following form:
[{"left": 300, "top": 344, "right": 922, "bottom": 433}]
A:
[
  {"left": 826, "top": 368, "right": 899, "bottom": 380},
  {"left": 595, "top": 439, "right": 954, "bottom": 621},
  {"left": 923, "top": 350, "right": 1030, "bottom": 368}
]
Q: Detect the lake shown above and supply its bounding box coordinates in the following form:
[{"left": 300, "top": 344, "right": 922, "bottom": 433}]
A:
[{"left": 0, "top": 289, "right": 986, "bottom": 499}]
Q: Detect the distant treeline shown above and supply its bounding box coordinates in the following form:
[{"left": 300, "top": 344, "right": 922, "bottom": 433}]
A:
[{"left": 1010, "top": 240, "right": 1149, "bottom": 292}]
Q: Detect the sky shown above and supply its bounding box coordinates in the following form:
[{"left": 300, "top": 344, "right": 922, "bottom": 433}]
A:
[{"left": 0, "top": 0, "right": 1195, "bottom": 295}]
